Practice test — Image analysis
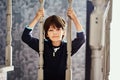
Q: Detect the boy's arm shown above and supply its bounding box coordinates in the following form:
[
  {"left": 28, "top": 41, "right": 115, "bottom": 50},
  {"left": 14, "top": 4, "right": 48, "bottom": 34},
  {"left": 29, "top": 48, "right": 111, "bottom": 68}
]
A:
[
  {"left": 72, "top": 14, "right": 83, "bottom": 32},
  {"left": 67, "top": 8, "right": 85, "bottom": 55},
  {"left": 67, "top": 8, "right": 83, "bottom": 32},
  {"left": 22, "top": 27, "right": 39, "bottom": 52},
  {"left": 21, "top": 8, "right": 44, "bottom": 53},
  {"left": 29, "top": 8, "right": 44, "bottom": 29},
  {"left": 71, "top": 32, "right": 85, "bottom": 56}
]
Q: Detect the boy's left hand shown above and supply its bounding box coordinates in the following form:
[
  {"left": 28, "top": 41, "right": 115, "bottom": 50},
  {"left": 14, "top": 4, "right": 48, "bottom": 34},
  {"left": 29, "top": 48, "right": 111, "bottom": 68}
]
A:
[{"left": 67, "top": 8, "right": 76, "bottom": 20}]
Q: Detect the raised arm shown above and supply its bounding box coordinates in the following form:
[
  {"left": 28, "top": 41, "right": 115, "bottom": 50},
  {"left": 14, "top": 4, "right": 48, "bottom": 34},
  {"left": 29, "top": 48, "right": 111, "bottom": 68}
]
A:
[
  {"left": 67, "top": 8, "right": 85, "bottom": 55},
  {"left": 67, "top": 8, "right": 83, "bottom": 32},
  {"left": 21, "top": 8, "right": 44, "bottom": 53},
  {"left": 29, "top": 8, "right": 44, "bottom": 28}
]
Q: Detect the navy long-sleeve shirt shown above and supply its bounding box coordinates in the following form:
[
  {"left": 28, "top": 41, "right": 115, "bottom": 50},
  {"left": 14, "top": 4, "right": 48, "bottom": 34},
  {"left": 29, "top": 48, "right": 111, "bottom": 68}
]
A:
[{"left": 22, "top": 27, "right": 85, "bottom": 80}]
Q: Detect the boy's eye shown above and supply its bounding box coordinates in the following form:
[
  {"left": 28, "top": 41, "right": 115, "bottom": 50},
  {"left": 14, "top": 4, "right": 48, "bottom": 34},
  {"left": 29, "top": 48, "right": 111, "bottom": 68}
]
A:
[
  {"left": 56, "top": 28, "right": 60, "bottom": 31},
  {"left": 48, "top": 29, "right": 53, "bottom": 31}
]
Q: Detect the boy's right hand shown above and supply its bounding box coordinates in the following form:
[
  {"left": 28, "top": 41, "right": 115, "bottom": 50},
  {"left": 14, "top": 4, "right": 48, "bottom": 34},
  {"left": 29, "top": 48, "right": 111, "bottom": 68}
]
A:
[{"left": 29, "top": 8, "right": 44, "bottom": 28}]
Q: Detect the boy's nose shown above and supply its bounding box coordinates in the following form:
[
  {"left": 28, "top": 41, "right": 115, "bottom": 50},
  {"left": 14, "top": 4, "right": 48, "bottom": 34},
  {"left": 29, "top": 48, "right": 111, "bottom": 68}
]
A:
[{"left": 53, "top": 30, "right": 58, "bottom": 34}]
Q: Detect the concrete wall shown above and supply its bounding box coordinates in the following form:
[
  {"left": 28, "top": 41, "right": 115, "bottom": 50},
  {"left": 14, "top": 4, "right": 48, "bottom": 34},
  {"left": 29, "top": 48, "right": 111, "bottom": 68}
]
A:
[{"left": 0, "top": 0, "right": 86, "bottom": 80}]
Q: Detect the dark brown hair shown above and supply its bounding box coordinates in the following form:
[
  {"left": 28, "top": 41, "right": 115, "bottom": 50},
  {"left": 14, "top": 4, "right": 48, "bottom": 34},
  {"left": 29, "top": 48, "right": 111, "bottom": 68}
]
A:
[{"left": 43, "top": 15, "right": 66, "bottom": 39}]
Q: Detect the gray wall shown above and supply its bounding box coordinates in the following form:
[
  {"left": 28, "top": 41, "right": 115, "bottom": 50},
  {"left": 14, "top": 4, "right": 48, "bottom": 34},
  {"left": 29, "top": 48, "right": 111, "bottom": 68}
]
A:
[{"left": 0, "top": 0, "right": 86, "bottom": 80}]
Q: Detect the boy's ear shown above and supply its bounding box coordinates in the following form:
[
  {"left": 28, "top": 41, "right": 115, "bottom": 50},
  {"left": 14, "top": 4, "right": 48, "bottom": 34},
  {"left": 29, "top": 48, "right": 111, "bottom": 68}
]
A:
[
  {"left": 46, "top": 33, "right": 48, "bottom": 37},
  {"left": 63, "top": 30, "right": 66, "bottom": 36},
  {"left": 62, "top": 30, "right": 66, "bottom": 39}
]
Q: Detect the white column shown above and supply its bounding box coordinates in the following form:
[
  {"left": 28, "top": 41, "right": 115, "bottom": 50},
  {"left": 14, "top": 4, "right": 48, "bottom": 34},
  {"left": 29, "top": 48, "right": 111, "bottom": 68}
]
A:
[{"left": 89, "top": 0, "right": 111, "bottom": 80}]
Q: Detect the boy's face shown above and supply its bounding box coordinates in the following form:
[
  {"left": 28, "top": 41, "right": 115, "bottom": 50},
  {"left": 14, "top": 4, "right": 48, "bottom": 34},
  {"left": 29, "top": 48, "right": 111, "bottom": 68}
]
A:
[{"left": 47, "top": 25, "right": 65, "bottom": 42}]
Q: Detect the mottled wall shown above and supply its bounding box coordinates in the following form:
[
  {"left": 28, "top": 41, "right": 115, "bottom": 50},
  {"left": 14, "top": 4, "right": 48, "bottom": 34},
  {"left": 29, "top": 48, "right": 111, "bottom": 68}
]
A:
[{"left": 0, "top": 0, "right": 86, "bottom": 80}]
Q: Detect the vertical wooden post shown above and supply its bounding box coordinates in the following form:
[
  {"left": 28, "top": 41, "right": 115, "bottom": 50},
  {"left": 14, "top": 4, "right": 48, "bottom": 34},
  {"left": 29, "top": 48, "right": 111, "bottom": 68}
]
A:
[
  {"left": 66, "top": 0, "right": 72, "bottom": 80},
  {"left": 6, "top": 0, "right": 12, "bottom": 66},
  {"left": 90, "top": 0, "right": 111, "bottom": 80},
  {"left": 103, "top": 0, "right": 112, "bottom": 80},
  {"left": 38, "top": 0, "right": 44, "bottom": 80},
  {"left": 0, "top": 0, "right": 14, "bottom": 79},
  {"left": 105, "top": 1, "right": 112, "bottom": 79},
  {"left": 90, "top": 0, "right": 104, "bottom": 80}
]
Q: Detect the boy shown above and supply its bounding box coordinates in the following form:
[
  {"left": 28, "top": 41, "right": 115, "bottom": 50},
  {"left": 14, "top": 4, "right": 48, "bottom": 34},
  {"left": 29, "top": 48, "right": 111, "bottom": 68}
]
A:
[{"left": 22, "top": 8, "right": 85, "bottom": 80}]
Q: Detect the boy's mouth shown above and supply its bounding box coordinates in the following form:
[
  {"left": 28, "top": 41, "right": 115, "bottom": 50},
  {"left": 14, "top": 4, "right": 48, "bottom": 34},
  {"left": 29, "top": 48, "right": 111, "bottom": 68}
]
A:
[{"left": 52, "top": 36, "right": 59, "bottom": 38}]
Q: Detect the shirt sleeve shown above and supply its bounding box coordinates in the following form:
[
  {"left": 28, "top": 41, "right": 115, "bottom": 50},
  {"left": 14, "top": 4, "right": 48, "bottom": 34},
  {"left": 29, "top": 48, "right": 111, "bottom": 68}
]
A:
[
  {"left": 71, "top": 32, "right": 85, "bottom": 56},
  {"left": 21, "top": 26, "right": 39, "bottom": 53},
  {"left": 25, "top": 25, "right": 33, "bottom": 30}
]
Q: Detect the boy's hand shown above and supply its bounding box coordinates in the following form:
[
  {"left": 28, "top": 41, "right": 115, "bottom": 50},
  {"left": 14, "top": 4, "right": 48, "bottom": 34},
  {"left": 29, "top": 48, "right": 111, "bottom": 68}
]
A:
[
  {"left": 67, "top": 8, "right": 83, "bottom": 32},
  {"left": 35, "top": 8, "right": 44, "bottom": 21},
  {"left": 67, "top": 8, "right": 76, "bottom": 20},
  {"left": 29, "top": 8, "right": 44, "bottom": 28}
]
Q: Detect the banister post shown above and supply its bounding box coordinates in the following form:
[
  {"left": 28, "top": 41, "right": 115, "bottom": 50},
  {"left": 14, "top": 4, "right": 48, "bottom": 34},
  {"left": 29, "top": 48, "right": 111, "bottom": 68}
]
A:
[
  {"left": 38, "top": 0, "right": 45, "bottom": 80},
  {"left": 66, "top": 0, "right": 73, "bottom": 80}
]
